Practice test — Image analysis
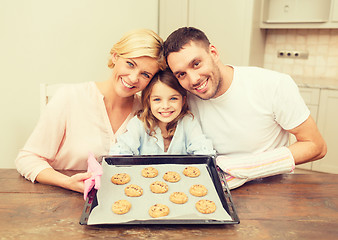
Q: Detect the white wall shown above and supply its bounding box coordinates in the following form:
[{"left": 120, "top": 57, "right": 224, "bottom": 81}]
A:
[
  {"left": 159, "top": 0, "right": 265, "bottom": 67},
  {"left": 0, "top": 0, "right": 159, "bottom": 168},
  {"left": 264, "top": 29, "right": 338, "bottom": 79}
]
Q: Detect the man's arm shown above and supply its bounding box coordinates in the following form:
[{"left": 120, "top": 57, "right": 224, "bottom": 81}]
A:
[
  {"left": 288, "top": 116, "right": 327, "bottom": 165},
  {"left": 217, "top": 116, "right": 326, "bottom": 189}
]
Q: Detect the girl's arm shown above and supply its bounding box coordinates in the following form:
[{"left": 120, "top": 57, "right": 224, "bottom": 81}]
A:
[{"left": 184, "top": 116, "right": 216, "bottom": 155}]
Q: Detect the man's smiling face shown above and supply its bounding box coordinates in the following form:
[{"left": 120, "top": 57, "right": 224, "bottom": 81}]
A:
[{"left": 167, "top": 41, "right": 223, "bottom": 100}]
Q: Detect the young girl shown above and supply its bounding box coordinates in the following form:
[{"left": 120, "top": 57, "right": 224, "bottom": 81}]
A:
[{"left": 110, "top": 69, "right": 215, "bottom": 155}]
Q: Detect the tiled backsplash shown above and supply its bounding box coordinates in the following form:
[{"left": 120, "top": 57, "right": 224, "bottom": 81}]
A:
[{"left": 263, "top": 29, "right": 338, "bottom": 80}]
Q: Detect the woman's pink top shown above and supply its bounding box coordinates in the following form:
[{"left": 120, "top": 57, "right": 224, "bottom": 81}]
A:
[{"left": 15, "top": 82, "right": 140, "bottom": 182}]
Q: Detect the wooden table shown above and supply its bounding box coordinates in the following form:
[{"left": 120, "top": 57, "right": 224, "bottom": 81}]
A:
[{"left": 1, "top": 169, "right": 338, "bottom": 240}]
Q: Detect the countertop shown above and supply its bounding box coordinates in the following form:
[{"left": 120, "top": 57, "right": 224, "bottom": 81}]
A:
[
  {"left": 1, "top": 169, "right": 338, "bottom": 240},
  {"left": 293, "top": 76, "right": 338, "bottom": 90}
]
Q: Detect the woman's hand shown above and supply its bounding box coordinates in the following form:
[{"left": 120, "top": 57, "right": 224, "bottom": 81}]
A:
[
  {"left": 36, "top": 168, "right": 92, "bottom": 193},
  {"left": 66, "top": 172, "right": 92, "bottom": 193}
]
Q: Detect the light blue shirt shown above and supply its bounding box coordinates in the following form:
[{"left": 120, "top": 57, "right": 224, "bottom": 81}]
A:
[{"left": 109, "top": 115, "right": 215, "bottom": 155}]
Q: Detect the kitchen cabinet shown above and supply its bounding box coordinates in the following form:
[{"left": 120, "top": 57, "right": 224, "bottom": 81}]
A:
[
  {"left": 159, "top": 0, "right": 266, "bottom": 67},
  {"left": 260, "top": 0, "right": 338, "bottom": 28},
  {"left": 333, "top": 0, "right": 338, "bottom": 22},
  {"left": 295, "top": 87, "right": 338, "bottom": 173}
]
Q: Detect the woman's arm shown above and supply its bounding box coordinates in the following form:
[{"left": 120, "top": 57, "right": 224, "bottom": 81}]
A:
[
  {"left": 15, "top": 87, "right": 69, "bottom": 183},
  {"left": 36, "top": 168, "right": 91, "bottom": 193}
]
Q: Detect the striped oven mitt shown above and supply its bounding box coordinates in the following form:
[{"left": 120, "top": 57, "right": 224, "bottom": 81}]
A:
[{"left": 216, "top": 147, "right": 295, "bottom": 189}]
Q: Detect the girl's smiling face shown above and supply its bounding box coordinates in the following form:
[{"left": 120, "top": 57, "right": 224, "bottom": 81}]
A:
[{"left": 149, "top": 81, "right": 184, "bottom": 127}]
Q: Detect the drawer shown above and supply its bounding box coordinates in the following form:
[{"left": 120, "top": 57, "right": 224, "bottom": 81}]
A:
[{"left": 299, "top": 87, "right": 320, "bottom": 105}]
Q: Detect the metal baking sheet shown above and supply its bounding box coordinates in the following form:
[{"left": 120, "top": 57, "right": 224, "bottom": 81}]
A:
[{"left": 80, "top": 155, "right": 240, "bottom": 225}]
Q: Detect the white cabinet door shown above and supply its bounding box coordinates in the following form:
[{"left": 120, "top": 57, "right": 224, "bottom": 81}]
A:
[
  {"left": 298, "top": 87, "right": 320, "bottom": 106},
  {"left": 312, "top": 89, "right": 338, "bottom": 173},
  {"left": 262, "top": 0, "right": 331, "bottom": 23},
  {"left": 261, "top": 0, "right": 338, "bottom": 28},
  {"left": 332, "top": 0, "right": 338, "bottom": 22}
]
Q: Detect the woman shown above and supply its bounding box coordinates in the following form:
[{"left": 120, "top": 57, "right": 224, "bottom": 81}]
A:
[{"left": 15, "top": 29, "right": 166, "bottom": 193}]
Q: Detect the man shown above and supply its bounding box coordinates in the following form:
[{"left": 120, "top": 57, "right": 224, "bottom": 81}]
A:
[{"left": 164, "top": 27, "right": 327, "bottom": 189}]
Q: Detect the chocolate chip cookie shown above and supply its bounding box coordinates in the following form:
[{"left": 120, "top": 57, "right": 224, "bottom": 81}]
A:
[
  {"left": 124, "top": 184, "right": 143, "bottom": 197},
  {"left": 169, "top": 192, "right": 188, "bottom": 204},
  {"left": 112, "top": 200, "right": 131, "bottom": 215},
  {"left": 148, "top": 204, "right": 170, "bottom": 218},
  {"left": 150, "top": 181, "right": 169, "bottom": 194},
  {"left": 183, "top": 166, "right": 200, "bottom": 178},
  {"left": 163, "top": 171, "right": 181, "bottom": 183},
  {"left": 111, "top": 173, "right": 131, "bottom": 185},
  {"left": 189, "top": 184, "right": 208, "bottom": 197},
  {"left": 195, "top": 199, "right": 216, "bottom": 214},
  {"left": 141, "top": 167, "right": 158, "bottom": 178}
]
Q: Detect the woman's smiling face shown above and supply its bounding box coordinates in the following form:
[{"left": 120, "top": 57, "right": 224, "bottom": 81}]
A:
[{"left": 112, "top": 54, "right": 159, "bottom": 97}]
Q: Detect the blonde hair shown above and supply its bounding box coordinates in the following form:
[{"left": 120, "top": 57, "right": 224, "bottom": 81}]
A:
[{"left": 108, "top": 29, "right": 166, "bottom": 70}]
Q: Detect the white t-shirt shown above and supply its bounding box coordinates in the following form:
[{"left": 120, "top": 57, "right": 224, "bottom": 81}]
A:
[{"left": 188, "top": 66, "right": 310, "bottom": 157}]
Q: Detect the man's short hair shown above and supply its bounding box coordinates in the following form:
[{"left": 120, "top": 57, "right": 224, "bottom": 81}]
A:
[{"left": 163, "top": 27, "right": 210, "bottom": 63}]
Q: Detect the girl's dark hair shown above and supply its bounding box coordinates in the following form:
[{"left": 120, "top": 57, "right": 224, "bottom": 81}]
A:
[
  {"left": 137, "top": 68, "right": 192, "bottom": 138},
  {"left": 163, "top": 27, "right": 210, "bottom": 63}
]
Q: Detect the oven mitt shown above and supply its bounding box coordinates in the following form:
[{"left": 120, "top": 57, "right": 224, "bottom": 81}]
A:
[
  {"left": 216, "top": 147, "right": 295, "bottom": 189},
  {"left": 83, "top": 152, "right": 103, "bottom": 200}
]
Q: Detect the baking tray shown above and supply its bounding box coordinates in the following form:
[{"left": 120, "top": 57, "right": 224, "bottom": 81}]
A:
[{"left": 79, "top": 155, "right": 240, "bottom": 225}]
